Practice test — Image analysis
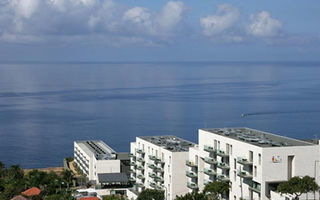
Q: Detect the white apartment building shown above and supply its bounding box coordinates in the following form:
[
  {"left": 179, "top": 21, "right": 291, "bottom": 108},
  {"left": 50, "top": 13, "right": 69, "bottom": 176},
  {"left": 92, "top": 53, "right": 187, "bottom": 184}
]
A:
[
  {"left": 130, "top": 135, "right": 196, "bottom": 200},
  {"left": 186, "top": 127, "right": 320, "bottom": 200},
  {"left": 74, "top": 140, "right": 129, "bottom": 184}
]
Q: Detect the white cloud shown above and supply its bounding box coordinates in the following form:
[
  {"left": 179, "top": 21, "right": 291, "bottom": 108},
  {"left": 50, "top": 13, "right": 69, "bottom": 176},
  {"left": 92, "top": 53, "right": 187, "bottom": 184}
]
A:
[
  {"left": 247, "top": 11, "right": 283, "bottom": 37},
  {"left": 200, "top": 4, "right": 239, "bottom": 36},
  {"left": 123, "top": 1, "right": 186, "bottom": 37},
  {"left": 0, "top": 0, "right": 186, "bottom": 45}
]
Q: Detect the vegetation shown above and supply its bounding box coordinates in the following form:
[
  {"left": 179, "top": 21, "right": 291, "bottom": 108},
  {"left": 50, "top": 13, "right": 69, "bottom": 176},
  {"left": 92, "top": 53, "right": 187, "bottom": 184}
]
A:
[
  {"left": 137, "top": 189, "right": 164, "bottom": 200},
  {"left": 176, "top": 181, "right": 230, "bottom": 200},
  {"left": 277, "top": 176, "right": 319, "bottom": 200},
  {"left": 0, "top": 161, "right": 75, "bottom": 200}
]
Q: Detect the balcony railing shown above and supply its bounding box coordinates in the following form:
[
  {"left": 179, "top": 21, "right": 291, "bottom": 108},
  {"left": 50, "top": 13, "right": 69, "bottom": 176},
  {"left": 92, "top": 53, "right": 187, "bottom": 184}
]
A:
[
  {"left": 150, "top": 182, "right": 157, "bottom": 188},
  {"left": 129, "top": 177, "right": 136, "bottom": 182},
  {"left": 204, "top": 168, "right": 217, "bottom": 176},
  {"left": 136, "top": 165, "right": 144, "bottom": 171},
  {"left": 148, "top": 163, "right": 157, "bottom": 169},
  {"left": 216, "top": 150, "right": 229, "bottom": 157},
  {"left": 237, "top": 171, "right": 253, "bottom": 179},
  {"left": 204, "top": 180, "right": 212, "bottom": 185},
  {"left": 154, "top": 176, "right": 164, "bottom": 183},
  {"left": 154, "top": 167, "right": 164, "bottom": 173},
  {"left": 137, "top": 174, "right": 145, "bottom": 180},
  {"left": 186, "top": 171, "right": 198, "bottom": 178},
  {"left": 204, "top": 157, "right": 218, "bottom": 165},
  {"left": 186, "top": 160, "right": 198, "bottom": 167},
  {"left": 249, "top": 185, "right": 261, "bottom": 193},
  {"left": 130, "top": 162, "right": 137, "bottom": 167},
  {"left": 237, "top": 157, "right": 253, "bottom": 166},
  {"left": 135, "top": 183, "right": 144, "bottom": 188},
  {"left": 187, "top": 182, "right": 199, "bottom": 190},
  {"left": 129, "top": 153, "right": 136, "bottom": 158},
  {"left": 136, "top": 148, "right": 145, "bottom": 154},
  {"left": 204, "top": 145, "right": 216, "bottom": 153},
  {"left": 136, "top": 157, "right": 145, "bottom": 163},
  {"left": 149, "top": 172, "right": 157, "bottom": 178},
  {"left": 217, "top": 162, "right": 230, "bottom": 170},
  {"left": 217, "top": 174, "right": 230, "bottom": 182},
  {"left": 149, "top": 155, "right": 157, "bottom": 160}
]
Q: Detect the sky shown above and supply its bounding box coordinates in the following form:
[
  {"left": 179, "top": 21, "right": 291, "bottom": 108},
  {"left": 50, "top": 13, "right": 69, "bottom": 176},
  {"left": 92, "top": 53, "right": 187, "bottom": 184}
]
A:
[{"left": 0, "top": 0, "right": 319, "bottom": 62}]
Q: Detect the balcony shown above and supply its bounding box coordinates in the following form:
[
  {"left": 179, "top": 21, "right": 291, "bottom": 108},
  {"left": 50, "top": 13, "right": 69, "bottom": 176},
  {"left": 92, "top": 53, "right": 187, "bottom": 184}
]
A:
[
  {"left": 237, "top": 171, "right": 253, "bottom": 179},
  {"left": 149, "top": 155, "right": 157, "bottom": 160},
  {"left": 216, "top": 150, "right": 229, "bottom": 157},
  {"left": 136, "top": 165, "right": 144, "bottom": 171},
  {"left": 129, "top": 169, "right": 136, "bottom": 173},
  {"left": 204, "top": 168, "right": 217, "bottom": 176},
  {"left": 137, "top": 174, "right": 145, "bottom": 180},
  {"left": 154, "top": 176, "right": 164, "bottom": 183},
  {"left": 186, "top": 171, "right": 198, "bottom": 178},
  {"left": 136, "top": 148, "right": 145, "bottom": 155},
  {"left": 154, "top": 167, "right": 164, "bottom": 173},
  {"left": 136, "top": 157, "right": 145, "bottom": 163},
  {"left": 155, "top": 185, "right": 163, "bottom": 190},
  {"left": 204, "top": 145, "right": 216, "bottom": 153},
  {"left": 150, "top": 182, "right": 157, "bottom": 188},
  {"left": 204, "top": 157, "right": 218, "bottom": 165},
  {"left": 149, "top": 172, "right": 157, "bottom": 178},
  {"left": 249, "top": 185, "right": 261, "bottom": 193},
  {"left": 217, "top": 162, "right": 230, "bottom": 170},
  {"left": 187, "top": 182, "right": 199, "bottom": 190},
  {"left": 155, "top": 158, "right": 165, "bottom": 164},
  {"left": 148, "top": 163, "right": 157, "bottom": 169},
  {"left": 217, "top": 174, "right": 230, "bottom": 182},
  {"left": 186, "top": 160, "right": 198, "bottom": 168},
  {"left": 237, "top": 157, "right": 253, "bottom": 166},
  {"left": 130, "top": 162, "right": 137, "bottom": 167},
  {"left": 129, "top": 177, "right": 136, "bottom": 182},
  {"left": 129, "top": 153, "right": 136, "bottom": 158}
]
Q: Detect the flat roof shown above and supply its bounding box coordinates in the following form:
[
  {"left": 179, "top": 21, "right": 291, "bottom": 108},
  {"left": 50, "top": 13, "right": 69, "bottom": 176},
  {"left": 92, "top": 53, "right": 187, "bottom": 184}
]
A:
[
  {"left": 202, "top": 127, "right": 315, "bottom": 148},
  {"left": 98, "top": 173, "right": 129, "bottom": 183},
  {"left": 75, "top": 140, "right": 116, "bottom": 160},
  {"left": 139, "top": 135, "right": 196, "bottom": 152}
]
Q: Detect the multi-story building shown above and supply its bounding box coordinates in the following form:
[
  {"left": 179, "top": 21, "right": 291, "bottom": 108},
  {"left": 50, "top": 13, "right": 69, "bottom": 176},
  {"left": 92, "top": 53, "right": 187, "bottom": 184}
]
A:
[
  {"left": 186, "top": 127, "right": 320, "bottom": 200},
  {"left": 74, "top": 140, "right": 130, "bottom": 184},
  {"left": 130, "top": 135, "right": 196, "bottom": 200}
]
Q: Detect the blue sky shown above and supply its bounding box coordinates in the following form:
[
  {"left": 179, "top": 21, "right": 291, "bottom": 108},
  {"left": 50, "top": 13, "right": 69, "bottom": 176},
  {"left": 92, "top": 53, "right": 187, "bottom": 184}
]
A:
[{"left": 0, "top": 0, "right": 319, "bottom": 61}]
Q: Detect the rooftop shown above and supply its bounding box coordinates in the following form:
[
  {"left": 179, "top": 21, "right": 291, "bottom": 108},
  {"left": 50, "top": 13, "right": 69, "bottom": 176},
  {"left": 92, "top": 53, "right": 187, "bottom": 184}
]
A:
[
  {"left": 21, "top": 187, "right": 40, "bottom": 197},
  {"left": 139, "top": 135, "right": 196, "bottom": 152},
  {"left": 202, "top": 127, "right": 315, "bottom": 148},
  {"left": 75, "top": 140, "right": 116, "bottom": 160}
]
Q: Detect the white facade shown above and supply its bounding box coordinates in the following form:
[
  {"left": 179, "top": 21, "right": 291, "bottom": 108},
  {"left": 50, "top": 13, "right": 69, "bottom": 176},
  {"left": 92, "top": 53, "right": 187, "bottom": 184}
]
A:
[
  {"left": 74, "top": 140, "right": 121, "bottom": 182},
  {"left": 130, "top": 136, "right": 195, "bottom": 200},
  {"left": 186, "top": 128, "right": 320, "bottom": 200}
]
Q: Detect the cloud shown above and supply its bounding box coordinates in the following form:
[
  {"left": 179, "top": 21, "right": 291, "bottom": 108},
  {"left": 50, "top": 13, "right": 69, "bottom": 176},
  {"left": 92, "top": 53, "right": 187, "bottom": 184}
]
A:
[
  {"left": 200, "top": 4, "right": 240, "bottom": 36},
  {"left": 0, "top": 0, "right": 186, "bottom": 45},
  {"left": 247, "top": 11, "right": 283, "bottom": 38},
  {"left": 123, "top": 1, "right": 186, "bottom": 38}
]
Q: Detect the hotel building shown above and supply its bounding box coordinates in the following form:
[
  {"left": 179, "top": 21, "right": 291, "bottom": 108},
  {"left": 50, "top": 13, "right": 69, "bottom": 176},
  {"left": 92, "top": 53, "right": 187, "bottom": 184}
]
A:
[
  {"left": 186, "top": 127, "right": 320, "bottom": 200},
  {"left": 74, "top": 140, "right": 130, "bottom": 185},
  {"left": 130, "top": 135, "right": 196, "bottom": 200}
]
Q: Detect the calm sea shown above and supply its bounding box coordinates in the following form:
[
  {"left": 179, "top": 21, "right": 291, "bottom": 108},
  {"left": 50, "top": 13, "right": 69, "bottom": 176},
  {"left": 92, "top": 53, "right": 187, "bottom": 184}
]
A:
[{"left": 0, "top": 62, "right": 320, "bottom": 168}]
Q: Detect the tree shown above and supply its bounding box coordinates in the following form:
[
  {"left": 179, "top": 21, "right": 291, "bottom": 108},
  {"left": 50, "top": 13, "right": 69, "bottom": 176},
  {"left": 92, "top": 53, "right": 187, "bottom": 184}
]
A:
[
  {"left": 0, "top": 161, "right": 5, "bottom": 178},
  {"left": 137, "top": 189, "right": 164, "bottom": 200},
  {"left": 62, "top": 170, "right": 74, "bottom": 189},
  {"left": 7, "top": 165, "right": 24, "bottom": 180},
  {"left": 175, "top": 192, "right": 208, "bottom": 200},
  {"left": 277, "top": 176, "right": 319, "bottom": 200},
  {"left": 203, "top": 181, "right": 230, "bottom": 200}
]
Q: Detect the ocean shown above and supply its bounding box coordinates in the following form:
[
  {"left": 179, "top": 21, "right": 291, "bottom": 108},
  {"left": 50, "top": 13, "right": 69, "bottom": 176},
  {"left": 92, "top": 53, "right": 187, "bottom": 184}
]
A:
[{"left": 0, "top": 61, "right": 320, "bottom": 168}]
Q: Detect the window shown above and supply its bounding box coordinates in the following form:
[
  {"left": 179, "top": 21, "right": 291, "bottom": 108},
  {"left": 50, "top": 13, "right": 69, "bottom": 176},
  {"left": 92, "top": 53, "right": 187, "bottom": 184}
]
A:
[
  {"left": 234, "top": 171, "right": 236, "bottom": 181},
  {"left": 214, "top": 140, "right": 217, "bottom": 149},
  {"left": 143, "top": 144, "right": 145, "bottom": 150},
  {"left": 226, "top": 144, "right": 230, "bottom": 154},
  {"left": 152, "top": 148, "right": 154, "bottom": 155},
  {"left": 249, "top": 151, "right": 253, "bottom": 162},
  {"left": 162, "top": 153, "right": 164, "bottom": 160},
  {"left": 234, "top": 158, "right": 236, "bottom": 169},
  {"left": 254, "top": 166, "right": 257, "bottom": 177},
  {"left": 156, "top": 150, "right": 158, "bottom": 157},
  {"left": 230, "top": 145, "right": 233, "bottom": 155},
  {"left": 169, "top": 175, "right": 172, "bottom": 183},
  {"left": 148, "top": 147, "right": 150, "bottom": 154},
  {"left": 258, "top": 153, "right": 261, "bottom": 165},
  {"left": 169, "top": 156, "right": 171, "bottom": 164},
  {"left": 168, "top": 165, "right": 170, "bottom": 172},
  {"left": 218, "top": 141, "right": 220, "bottom": 150},
  {"left": 234, "top": 196, "right": 236, "bottom": 200},
  {"left": 195, "top": 155, "right": 198, "bottom": 165}
]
